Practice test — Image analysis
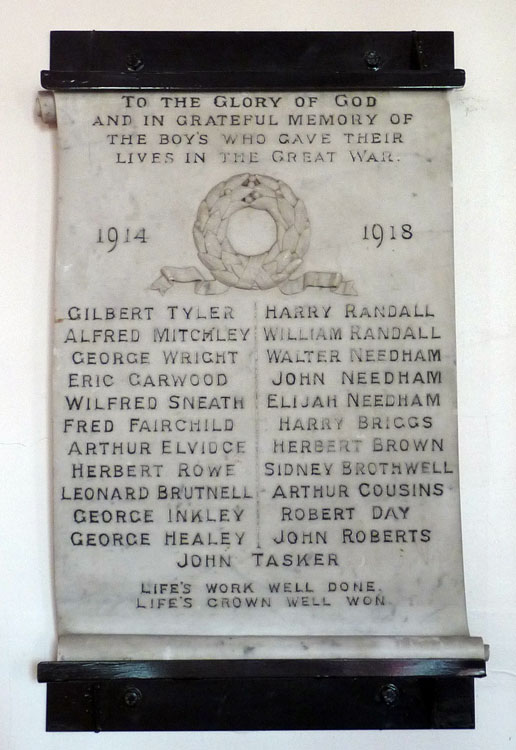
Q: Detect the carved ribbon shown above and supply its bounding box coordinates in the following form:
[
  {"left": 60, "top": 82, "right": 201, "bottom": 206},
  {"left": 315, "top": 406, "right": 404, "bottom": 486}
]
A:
[{"left": 151, "top": 266, "right": 357, "bottom": 296}]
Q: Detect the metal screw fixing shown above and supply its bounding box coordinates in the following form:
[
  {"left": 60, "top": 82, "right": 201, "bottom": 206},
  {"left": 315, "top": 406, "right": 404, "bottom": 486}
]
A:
[
  {"left": 124, "top": 687, "right": 143, "bottom": 707},
  {"left": 380, "top": 683, "right": 400, "bottom": 706},
  {"left": 365, "top": 50, "right": 382, "bottom": 70},
  {"left": 126, "top": 53, "right": 144, "bottom": 72}
]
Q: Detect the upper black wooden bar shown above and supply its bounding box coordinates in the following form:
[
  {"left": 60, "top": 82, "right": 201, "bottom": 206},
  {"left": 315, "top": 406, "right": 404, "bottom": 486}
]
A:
[
  {"left": 41, "top": 31, "right": 465, "bottom": 90},
  {"left": 37, "top": 658, "right": 486, "bottom": 682}
]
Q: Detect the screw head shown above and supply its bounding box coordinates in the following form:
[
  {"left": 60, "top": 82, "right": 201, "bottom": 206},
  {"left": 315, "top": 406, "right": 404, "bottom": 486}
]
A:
[
  {"left": 365, "top": 51, "right": 382, "bottom": 70},
  {"left": 123, "top": 687, "right": 142, "bottom": 707},
  {"left": 380, "top": 683, "right": 399, "bottom": 706},
  {"left": 126, "top": 53, "right": 144, "bottom": 72}
]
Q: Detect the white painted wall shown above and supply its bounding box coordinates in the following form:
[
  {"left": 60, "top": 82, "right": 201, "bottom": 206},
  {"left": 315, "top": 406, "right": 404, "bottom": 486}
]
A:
[{"left": 1, "top": 1, "right": 515, "bottom": 747}]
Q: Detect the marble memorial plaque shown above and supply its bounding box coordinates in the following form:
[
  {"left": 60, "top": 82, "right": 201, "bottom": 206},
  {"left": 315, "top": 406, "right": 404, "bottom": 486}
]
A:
[{"left": 47, "top": 90, "right": 484, "bottom": 661}]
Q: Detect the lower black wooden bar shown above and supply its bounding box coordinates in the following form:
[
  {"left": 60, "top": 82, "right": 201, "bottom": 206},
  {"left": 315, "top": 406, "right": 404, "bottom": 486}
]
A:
[
  {"left": 39, "top": 660, "right": 483, "bottom": 732},
  {"left": 43, "top": 676, "right": 475, "bottom": 732}
]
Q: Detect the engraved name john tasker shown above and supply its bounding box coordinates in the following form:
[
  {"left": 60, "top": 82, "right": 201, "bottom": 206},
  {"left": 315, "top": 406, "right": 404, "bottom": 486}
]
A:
[{"left": 151, "top": 173, "right": 356, "bottom": 296}]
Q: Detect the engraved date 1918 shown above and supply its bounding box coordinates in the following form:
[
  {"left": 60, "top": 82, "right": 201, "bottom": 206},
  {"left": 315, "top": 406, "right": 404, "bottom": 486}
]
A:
[
  {"left": 97, "top": 226, "right": 148, "bottom": 252},
  {"left": 362, "top": 223, "right": 413, "bottom": 248}
]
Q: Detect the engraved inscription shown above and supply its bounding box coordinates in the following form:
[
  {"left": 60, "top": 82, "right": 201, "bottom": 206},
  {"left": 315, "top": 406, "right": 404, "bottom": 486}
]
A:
[{"left": 52, "top": 90, "right": 468, "bottom": 638}]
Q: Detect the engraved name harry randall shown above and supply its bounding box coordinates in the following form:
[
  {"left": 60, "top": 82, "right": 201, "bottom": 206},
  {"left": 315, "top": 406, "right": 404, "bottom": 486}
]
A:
[{"left": 151, "top": 172, "right": 357, "bottom": 296}]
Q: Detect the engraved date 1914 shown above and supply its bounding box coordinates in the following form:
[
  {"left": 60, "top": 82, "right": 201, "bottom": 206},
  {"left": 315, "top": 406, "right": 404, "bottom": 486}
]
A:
[{"left": 97, "top": 226, "right": 148, "bottom": 252}]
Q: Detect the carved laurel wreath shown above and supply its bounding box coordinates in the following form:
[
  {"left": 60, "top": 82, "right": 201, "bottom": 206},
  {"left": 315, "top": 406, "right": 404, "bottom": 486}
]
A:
[{"left": 192, "top": 173, "right": 311, "bottom": 290}]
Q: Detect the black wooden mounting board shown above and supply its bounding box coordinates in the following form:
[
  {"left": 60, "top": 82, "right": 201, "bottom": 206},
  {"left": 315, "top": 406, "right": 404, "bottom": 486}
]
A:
[
  {"left": 38, "top": 658, "right": 485, "bottom": 731},
  {"left": 41, "top": 30, "right": 465, "bottom": 90}
]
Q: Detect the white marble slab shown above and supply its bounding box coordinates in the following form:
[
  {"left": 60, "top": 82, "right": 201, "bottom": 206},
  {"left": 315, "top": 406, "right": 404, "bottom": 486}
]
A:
[
  {"left": 58, "top": 634, "right": 488, "bottom": 662},
  {"left": 46, "top": 90, "right": 481, "bottom": 658}
]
